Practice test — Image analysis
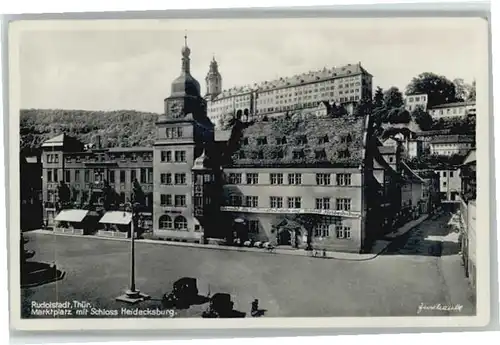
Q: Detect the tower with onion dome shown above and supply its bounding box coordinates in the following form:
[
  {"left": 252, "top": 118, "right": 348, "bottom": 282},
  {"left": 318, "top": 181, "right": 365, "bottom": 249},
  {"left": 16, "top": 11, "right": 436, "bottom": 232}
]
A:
[{"left": 153, "top": 33, "right": 215, "bottom": 242}]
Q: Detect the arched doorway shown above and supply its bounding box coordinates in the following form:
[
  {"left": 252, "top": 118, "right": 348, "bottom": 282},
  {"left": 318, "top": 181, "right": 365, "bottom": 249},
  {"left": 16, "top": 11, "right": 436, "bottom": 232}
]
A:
[{"left": 278, "top": 229, "right": 291, "bottom": 246}]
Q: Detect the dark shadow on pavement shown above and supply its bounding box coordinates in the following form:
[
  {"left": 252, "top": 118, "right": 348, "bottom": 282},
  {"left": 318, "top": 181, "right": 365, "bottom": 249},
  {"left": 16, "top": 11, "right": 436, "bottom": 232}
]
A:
[{"left": 21, "top": 261, "right": 65, "bottom": 288}]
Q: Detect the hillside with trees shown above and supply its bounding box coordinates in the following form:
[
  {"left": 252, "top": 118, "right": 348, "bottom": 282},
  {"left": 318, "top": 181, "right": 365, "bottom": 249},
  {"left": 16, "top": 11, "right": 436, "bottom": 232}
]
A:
[{"left": 20, "top": 109, "right": 160, "bottom": 153}]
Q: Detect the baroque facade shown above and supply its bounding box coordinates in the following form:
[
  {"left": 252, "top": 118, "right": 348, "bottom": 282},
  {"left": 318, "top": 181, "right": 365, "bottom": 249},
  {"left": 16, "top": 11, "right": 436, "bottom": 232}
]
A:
[{"left": 205, "top": 59, "right": 373, "bottom": 128}]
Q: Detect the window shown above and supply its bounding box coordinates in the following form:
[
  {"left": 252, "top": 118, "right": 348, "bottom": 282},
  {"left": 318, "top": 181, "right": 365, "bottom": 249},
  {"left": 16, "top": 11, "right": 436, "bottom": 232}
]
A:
[
  {"left": 340, "top": 134, "right": 352, "bottom": 144},
  {"left": 160, "top": 194, "right": 172, "bottom": 206},
  {"left": 316, "top": 173, "right": 331, "bottom": 185},
  {"left": 287, "top": 197, "right": 302, "bottom": 208},
  {"left": 450, "top": 171, "right": 454, "bottom": 178},
  {"left": 75, "top": 170, "right": 81, "bottom": 182},
  {"left": 336, "top": 173, "right": 352, "bottom": 186},
  {"left": 161, "top": 173, "right": 172, "bottom": 185},
  {"left": 120, "top": 170, "right": 126, "bottom": 183},
  {"left": 270, "top": 196, "right": 283, "bottom": 208},
  {"left": 288, "top": 173, "right": 302, "bottom": 185},
  {"left": 315, "top": 197, "right": 330, "bottom": 209},
  {"left": 84, "top": 170, "right": 90, "bottom": 183},
  {"left": 131, "top": 169, "right": 137, "bottom": 183},
  {"left": 276, "top": 136, "right": 287, "bottom": 145},
  {"left": 296, "top": 136, "right": 308, "bottom": 145},
  {"left": 389, "top": 156, "right": 394, "bottom": 163},
  {"left": 54, "top": 169, "right": 58, "bottom": 182},
  {"left": 175, "top": 151, "right": 186, "bottom": 162},
  {"left": 248, "top": 220, "right": 259, "bottom": 234},
  {"left": 47, "top": 170, "right": 53, "bottom": 182},
  {"left": 229, "top": 195, "right": 242, "bottom": 206},
  {"left": 292, "top": 150, "right": 304, "bottom": 159},
  {"left": 318, "top": 135, "right": 329, "bottom": 144},
  {"left": 245, "top": 196, "right": 259, "bottom": 207},
  {"left": 174, "top": 216, "right": 188, "bottom": 230},
  {"left": 161, "top": 151, "right": 172, "bottom": 162},
  {"left": 159, "top": 215, "right": 172, "bottom": 229},
  {"left": 175, "top": 195, "right": 187, "bottom": 207},
  {"left": 242, "top": 138, "right": 249, "bottom": 145},
  {"left": 65, "top": 170, "right": 71, "bottom": 182},
  {"left": 47, "top": 154, "right": 53, "bottom": 163},
  {"left": 175, "top": 173, "right": 186, "bottom": 185},
  {"left": 314, "top": 224, "right": 329, "bottom": 237},
  {"left": 315, "top": 150, "right": 327, "bottom": 160},
  {"left": 270, "top": 173, "right": 283, "bottom": 185},
  {"left": 336, "top": 198, "right": 352, "bottom": 211},
  {"left": 338, "top": 150, "right": 350, "bottom": 159},
  {"left": 442, "top": 171, "right": 447, "bottom": 177},
  {"left": 336, "top": 226, "right": 352, "bottom": 239},
  {"left": 443, "top": 182, "right": 447, "bottom": 187},
  {"left": 257, "top": 137, "right": 267, "bottom": 145},
  {"left": 228, "top": 173, "right": 242, "bottom": 184},
  {"left": 246, "top": 173, "right": 259, "bottom": 184}
]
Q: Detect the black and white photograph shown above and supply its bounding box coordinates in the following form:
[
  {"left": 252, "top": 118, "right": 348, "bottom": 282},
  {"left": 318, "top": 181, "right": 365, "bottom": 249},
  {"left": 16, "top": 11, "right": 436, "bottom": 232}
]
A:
[{"left": 8, "top": 14, "right": 492, "bottom": 330}]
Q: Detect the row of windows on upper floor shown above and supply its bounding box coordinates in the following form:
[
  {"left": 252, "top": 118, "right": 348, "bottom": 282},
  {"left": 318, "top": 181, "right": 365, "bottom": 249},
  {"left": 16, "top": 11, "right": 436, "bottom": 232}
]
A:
[
  {"left": 431, "top": 107, "right": 467, "bottom": 115},
  {"left": 226, "top": 173, "right": 352, "bottom": 186},
  {"left": 45, "top": 168, "right": 154, "bottom": 184},
  {"left": 160, "top": 150, "right": 186, "bottom": 163},
  {"left": 407, "top": 95, "right": 427, "bottom": 103},
  {"left": 234, "top": 148, "right": 351, "bottom": 160},
  {"left": 226, "top": 195, "right": 352, "bottom": 211}
]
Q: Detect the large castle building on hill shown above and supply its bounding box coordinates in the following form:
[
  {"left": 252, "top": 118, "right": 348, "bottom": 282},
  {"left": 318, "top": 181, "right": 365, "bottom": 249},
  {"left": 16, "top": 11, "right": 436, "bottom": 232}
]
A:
[{"left": 204, "top": 57, "right": 374, "bottom": 128}]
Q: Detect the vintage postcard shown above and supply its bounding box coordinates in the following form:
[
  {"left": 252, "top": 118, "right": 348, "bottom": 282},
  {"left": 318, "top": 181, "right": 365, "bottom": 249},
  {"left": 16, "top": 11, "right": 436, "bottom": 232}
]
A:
[{"left": 7, "top": 13, "right": 493, "bottom": 331}]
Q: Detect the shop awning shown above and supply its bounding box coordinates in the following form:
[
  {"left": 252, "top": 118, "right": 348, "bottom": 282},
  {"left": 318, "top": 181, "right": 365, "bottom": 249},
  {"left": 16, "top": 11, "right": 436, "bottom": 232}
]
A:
[
  {"left": 54, "top": 209, "right": 89, "bottom": 223},
  {"left": 99, "top": 211, "right": 132, "bottom": 225}
]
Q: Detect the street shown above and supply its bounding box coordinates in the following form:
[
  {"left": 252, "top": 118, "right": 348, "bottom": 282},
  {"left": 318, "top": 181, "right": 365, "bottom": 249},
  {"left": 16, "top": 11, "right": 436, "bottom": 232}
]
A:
[{"left": 21, "top": 214, "right": 475, "bottom": 318}]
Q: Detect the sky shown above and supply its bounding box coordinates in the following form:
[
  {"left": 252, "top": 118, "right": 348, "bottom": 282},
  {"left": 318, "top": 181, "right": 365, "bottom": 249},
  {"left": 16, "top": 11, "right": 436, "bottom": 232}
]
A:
[{"left": 17, "top": 17, "right": 488, "bottom": 113}]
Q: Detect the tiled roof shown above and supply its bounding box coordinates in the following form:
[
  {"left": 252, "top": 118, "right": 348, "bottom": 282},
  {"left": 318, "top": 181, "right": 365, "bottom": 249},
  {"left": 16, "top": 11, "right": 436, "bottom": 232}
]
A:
[
  {"left": 379, "top": 145, "right": 397, "bottom": 154},
  {"left": 108, "top": 147, "right": 152, "bottom": 152},
  {"left": 213, "top": 85, "right": 254, "bottom": 100},
  {"left": 226, "top": 116, "right": 367, "bottom": 168},
  {"left": 430, "top": 101, "right": 476, "bottom": 109},
  {"left": 256, "top": 63, "right": 369, "bottom": 92},
  {"left": 431, "top": 135, "right": 475, "bottom": 144},
  {"left": 215, "top": 130, "right": 232, "bottom": 142}
]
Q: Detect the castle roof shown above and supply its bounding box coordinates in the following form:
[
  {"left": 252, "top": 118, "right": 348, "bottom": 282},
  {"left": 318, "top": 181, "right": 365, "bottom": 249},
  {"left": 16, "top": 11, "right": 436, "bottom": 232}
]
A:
[{"left": 225, "top": 116, "right": 368, "bottom": 168}]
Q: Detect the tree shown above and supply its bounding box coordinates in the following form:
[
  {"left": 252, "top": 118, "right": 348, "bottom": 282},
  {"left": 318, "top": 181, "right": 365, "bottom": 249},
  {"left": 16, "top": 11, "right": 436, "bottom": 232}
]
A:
[
  {"left": 131, "top": 179, "right": 145, "bottom": 207},
  {"left": 291, "top": 214, "right": 323, "bottom": 251},
  {"left": 453, "top": 78, "right": 467, "bottom": 102},
  {"left": 467, "top": 80, "right": 476, "bottom": 101},
  {"left": 383, "top": 87, "right": 404, "bottom": 109},
  {"left": 412, "top": 107, "right": 434, "bottom": 131},
  {"left": 56, "top": 181, "right": 71, "bottom": 210},
  {"left": 387, "top": 108, "right": 411, "bottom": 124},
  {"left": 373, "top": 86, "right": 384, "bottom": 109},
  {"left": 330, "top": 103, "right": 348, "bottom": 118},
  {"left": 406, "top": 72, "right": 458, "bottom": 107},
  {"left": 218, "top": 113, "right": 236, "bottom": 130},
  {"left": 102, "top": 180, "right": 119, "bottom": 211},
  {"left": 354, "top": 98, "right": 373, "bottom": 118}
]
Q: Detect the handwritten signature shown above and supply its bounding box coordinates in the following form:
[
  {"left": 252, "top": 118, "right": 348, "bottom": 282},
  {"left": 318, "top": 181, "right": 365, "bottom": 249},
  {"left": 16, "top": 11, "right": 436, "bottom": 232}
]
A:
[{"left": 417, "top": 302, "right": 464, "bottom": 314}]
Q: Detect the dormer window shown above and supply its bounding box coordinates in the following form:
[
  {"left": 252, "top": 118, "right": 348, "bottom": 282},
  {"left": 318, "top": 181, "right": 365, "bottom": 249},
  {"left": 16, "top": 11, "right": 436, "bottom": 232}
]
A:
[
  {"left": 318, "top": 135, "right": 329, "bottom": 144},
  {"left": 296, "top": 136, "right": 308, "bottom": 145},
  {"left": 315, "top": 149, "right": 327, "bottom": 160},
  {"left": 276, "top": 136, "right": 287, "bottom": 145},
  {"left": 338, "top": 149, "right": 350, "bottom": 159},
  {"left": 341, "top": 134, "right": 352, "bottom": 144},
  {"left": 293, "top": 150, "right": 305, "bottom": 159},
  {"left": 257, "top": 137, "right": 268, "bottom": 145}
]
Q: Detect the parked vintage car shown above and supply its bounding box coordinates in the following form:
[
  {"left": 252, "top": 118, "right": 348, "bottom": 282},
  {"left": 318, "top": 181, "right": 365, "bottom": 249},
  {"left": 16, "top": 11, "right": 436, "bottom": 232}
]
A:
[
  {"left": 161, "top": 277, "right": 200, "bottom": 310},
  {"left": 202, "top": 293, "right": 246, "bottom": 318}
]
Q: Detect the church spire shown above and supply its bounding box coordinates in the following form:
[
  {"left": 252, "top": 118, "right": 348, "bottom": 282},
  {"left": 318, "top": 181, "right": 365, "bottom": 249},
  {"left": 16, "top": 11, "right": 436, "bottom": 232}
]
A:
[{"left": 181, "top": 30, "right": 191, "bottom": 73}]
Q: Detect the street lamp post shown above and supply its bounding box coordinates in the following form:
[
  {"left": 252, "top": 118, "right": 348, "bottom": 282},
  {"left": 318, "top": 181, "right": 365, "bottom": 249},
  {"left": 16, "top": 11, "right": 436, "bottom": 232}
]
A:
[{"left": 116, "top": 201, "right": 150, "bottom": 304}]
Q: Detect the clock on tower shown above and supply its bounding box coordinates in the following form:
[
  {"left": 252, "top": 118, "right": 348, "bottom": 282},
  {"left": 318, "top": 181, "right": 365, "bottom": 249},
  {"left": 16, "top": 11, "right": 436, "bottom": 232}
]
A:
[{"left": 168, "top": 100, "right": 184, "bottom": 118}]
